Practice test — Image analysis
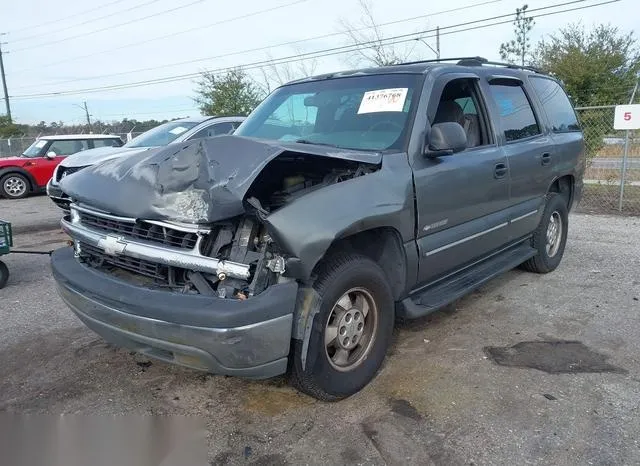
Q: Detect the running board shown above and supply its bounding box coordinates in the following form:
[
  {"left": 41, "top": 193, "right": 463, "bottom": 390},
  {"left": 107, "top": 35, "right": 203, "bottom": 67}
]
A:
[{"left": 399, "top": 242, "right": 537, "bottom": 320}]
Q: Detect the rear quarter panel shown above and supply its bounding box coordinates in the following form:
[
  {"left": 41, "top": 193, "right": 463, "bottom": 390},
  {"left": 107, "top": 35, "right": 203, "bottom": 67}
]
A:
[{"left": 524, "top": 76, "right": 586, "bottom": 207}]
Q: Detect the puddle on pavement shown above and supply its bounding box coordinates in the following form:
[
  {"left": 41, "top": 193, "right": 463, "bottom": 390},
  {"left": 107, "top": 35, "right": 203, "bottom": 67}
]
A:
[
  {"left": 484, "top": 340, "right": 627, "bottom": 374},
  {"left": 389, "top": 398, "right": 423, "bottom": 421}
]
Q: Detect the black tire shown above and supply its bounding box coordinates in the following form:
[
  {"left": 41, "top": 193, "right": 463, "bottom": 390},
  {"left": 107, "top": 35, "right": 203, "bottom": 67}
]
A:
[
  {"left": 0, "top": 260, "right": 8, "bottom": 289},
  {"left": 521, "top": 192, "right": 569, "bottom": 274},
  {"left": 290, "top": 253, "right": 394, "bottom": 401},
  {"left": 1, "top": 173, "right": 30, "bottom": 199}
]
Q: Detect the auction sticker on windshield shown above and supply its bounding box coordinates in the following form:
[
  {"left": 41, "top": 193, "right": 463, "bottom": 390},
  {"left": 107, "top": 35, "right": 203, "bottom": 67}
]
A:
[
  {"left": 35, "top": 140, "right": 47, "bottom": 148},
  {"left": 358, "top": 88, "right": 408, "bottom": 114},
  {"left": 169, "top": 126, "right": 188, "bottom": 135}
]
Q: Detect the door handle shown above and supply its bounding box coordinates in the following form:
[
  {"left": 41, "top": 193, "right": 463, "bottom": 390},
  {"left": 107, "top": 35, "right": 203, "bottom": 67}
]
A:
[
  {"left": 541, "top": 152, "right": 551, "bottom": 166},
  {"left": 494, "top": 163, "right": 508, "bottom": 179}
]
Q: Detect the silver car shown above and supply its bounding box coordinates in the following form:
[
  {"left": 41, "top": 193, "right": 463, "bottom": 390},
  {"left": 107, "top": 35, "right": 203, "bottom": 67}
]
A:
[{"left": 47, "top": 115, "right": 245, "bottom": 211}]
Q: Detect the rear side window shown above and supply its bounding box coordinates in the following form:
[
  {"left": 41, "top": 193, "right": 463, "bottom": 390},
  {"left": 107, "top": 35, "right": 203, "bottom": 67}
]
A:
[
  {"left": 529, "top": 77, "right": 580, "bottom": 132},
  {"left": 488, "top": 83, "right": 540, "bottom": 142},
  {"left": 189, "top": 122, "right": 236, "bottom": 139},
  {"left": 210, "top": 122, "right": 234, "bottom": 135},
  {"left": 92, "top": 139, "right": 122, "bottom": 148}
]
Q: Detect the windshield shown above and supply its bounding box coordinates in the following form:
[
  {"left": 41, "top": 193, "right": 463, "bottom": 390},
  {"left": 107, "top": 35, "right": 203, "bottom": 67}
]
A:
[
  {"left": 22, "top": 139, "right": 49, "bottom": 157},
  {"left": 235, "top": 73, "right": 421, "bottom": 151},
  {"left": 124, "top": 121, "right": 200, "bottom": 148}
]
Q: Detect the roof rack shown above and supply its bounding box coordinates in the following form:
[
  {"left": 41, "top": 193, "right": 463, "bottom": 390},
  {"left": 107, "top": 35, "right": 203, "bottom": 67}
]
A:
[{"left": 398, "top": 56, "right": 542, "bottom": 73}]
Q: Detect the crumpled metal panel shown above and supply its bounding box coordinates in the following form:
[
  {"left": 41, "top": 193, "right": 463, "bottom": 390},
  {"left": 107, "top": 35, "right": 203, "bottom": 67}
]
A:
[{"left": 60, "top": 135, "right": 381, "bottom": 224}]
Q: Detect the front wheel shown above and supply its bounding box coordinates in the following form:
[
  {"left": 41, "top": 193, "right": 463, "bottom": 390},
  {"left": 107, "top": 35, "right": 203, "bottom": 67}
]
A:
[
  {"left": 1, "top": 173, "right": 30, "bottom": 199},
  {"left": 290, "top": 253, "right": 394, "bottom": 401},
  {"left": 521, "top": 192, "right": 569, "bottom": 274},
  {"left": 0, "top": 260, "right": 9, "bottom": 289}
]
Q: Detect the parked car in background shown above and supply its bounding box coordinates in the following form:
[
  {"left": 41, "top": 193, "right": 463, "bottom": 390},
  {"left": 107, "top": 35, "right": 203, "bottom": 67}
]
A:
[
  {"left": 47, "top": 116, "right": 245, "bottom": 211},
  {"left": 0, "top": 134, "right": 123, "bottom": 199}
]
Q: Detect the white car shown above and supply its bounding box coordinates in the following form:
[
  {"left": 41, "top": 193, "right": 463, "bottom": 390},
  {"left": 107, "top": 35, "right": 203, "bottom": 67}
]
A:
[{"left": 47, "top": 115, "right": 245, "bottom": 211}]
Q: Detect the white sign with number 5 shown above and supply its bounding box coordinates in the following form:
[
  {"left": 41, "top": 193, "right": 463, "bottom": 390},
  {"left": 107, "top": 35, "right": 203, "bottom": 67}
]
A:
[{"left": 614, "top": 104, "right": 640, "bottom": 130}]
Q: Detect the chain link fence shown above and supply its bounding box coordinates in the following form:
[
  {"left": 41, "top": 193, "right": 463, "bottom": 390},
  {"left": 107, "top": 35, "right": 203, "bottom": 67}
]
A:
[
  {"left": 0, "top": 137, "right": 37, "bottom": 157},
  {"left": 575, "top": 105, "right": 640, "bottom": 215}
]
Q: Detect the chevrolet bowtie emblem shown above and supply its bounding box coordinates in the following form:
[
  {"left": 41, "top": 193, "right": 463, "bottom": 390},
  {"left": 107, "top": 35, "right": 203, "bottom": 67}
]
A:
[{"left": 99, "top": 235, "right": 126, "bottom": 256}]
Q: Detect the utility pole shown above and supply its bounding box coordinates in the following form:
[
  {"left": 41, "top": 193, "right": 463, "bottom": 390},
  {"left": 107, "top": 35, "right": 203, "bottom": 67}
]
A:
[
  {"left": 82, "top": 101, "right": 92, "bottom": 131},
  {"left": 415, "top": 28, "right": 440, "bottom": 61},
  {"left": 0, "top": 34, "right": 12, "bottom": 123},
  {"left": 74, "top": 101, "right": 92, "bottom": 132}
]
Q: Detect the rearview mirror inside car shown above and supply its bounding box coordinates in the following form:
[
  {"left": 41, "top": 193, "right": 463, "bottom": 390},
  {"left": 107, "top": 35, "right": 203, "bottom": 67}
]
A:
[{"left": 424, "top": 122, "right": 467, "bottom": 157}]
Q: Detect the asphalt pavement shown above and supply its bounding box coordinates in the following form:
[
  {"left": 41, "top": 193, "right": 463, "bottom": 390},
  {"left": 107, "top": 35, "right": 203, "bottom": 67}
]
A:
[
  {"left": 590, "top": 158, "right": 640, "bottom": 169},
  {"left": 0, "top": 194, "right": 63, "bottom": 234},
  {"left": 0, "top": 214, "right": 639, "bottom": 465}
]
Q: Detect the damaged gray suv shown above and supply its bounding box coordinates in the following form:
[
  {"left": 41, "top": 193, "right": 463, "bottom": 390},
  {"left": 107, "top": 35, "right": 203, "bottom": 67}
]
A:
[{"left": 51, "top": 57, "right": 584, "bottom": 401}]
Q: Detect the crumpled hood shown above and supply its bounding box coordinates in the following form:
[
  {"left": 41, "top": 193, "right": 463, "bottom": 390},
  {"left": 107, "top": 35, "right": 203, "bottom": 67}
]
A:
[
  {"left": 60, "top": 135, "right": 381, "bottom": 224},
  {"left": 59, "top": 145, "right": 149, "bottom": 168}
]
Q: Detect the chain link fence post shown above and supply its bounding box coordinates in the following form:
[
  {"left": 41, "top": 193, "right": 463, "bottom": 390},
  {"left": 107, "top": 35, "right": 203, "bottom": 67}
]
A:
[{"left": 575, "top": 105, "right": 639, "bottom": 215}]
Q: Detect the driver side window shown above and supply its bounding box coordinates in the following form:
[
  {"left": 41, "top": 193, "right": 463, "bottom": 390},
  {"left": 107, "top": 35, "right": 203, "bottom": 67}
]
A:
[{"left": 433, "top": 78, "right": 491, "bottom": 149}]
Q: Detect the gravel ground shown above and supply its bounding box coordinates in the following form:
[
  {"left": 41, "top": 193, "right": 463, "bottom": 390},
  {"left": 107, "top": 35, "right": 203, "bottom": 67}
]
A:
[{"left": 0, "top": 213, "right": 639, "bottom": 465}]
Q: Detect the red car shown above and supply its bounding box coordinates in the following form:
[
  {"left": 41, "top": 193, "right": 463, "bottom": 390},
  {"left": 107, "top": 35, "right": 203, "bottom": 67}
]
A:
[{"left": 0, "top": 134, "right": 123, "bottom": 199}]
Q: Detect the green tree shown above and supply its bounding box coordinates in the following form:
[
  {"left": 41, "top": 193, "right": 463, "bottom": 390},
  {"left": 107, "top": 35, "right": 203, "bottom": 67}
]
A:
[
  {"left": 534, "top": 23, "right": 640, "bottom": 107},
  {"left": 194, "top": 68, "right": 263, "bottom": 117},
  {"left": 534, "top": 23, "right": 640, "bottom": 159},
  {"left": 0, "top": 115, "right": 26, "bottom": 138},
  {"left": 499, "top": 4, "right": 535, "bottom": 66}
]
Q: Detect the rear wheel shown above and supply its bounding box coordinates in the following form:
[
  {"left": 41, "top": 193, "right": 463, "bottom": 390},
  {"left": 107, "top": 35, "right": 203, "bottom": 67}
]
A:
[
  {"left": 290, "top": 253, "right": 394, "bottom": 401},
  {"left": 0, "top": 260, "right": 9, "bottom": 289},
  {"left": 1, "top": 173, "right": 30, "bottom": 199},
  {"left": 521, "top": 192, "right": 569, "bottom": 273}
]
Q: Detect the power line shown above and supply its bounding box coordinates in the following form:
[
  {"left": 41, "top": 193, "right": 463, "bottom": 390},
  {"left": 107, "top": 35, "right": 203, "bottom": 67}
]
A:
[
  {"left": 97, "top": 108, "right": 201, "bottom": 118},
  {"left": 5, "top": 0, "right": 129, "bottom": 35},
  {"left": 9, "top": 0, "right": 618, "bottom": 100},
  {"left": 18, "top": 0, "right": 606, "bottom": 93},
  {"left": 8, "top": 0, "right": 499, "bottom": 77},
  {"left": 9, "top": 0, "right": 165, "bottom": 44},
  {"left": 9, "top": 0, "right": 609, "bottom": 99},
  {"left": 10, "top": 0, "right": 206, "bottom": 53}
]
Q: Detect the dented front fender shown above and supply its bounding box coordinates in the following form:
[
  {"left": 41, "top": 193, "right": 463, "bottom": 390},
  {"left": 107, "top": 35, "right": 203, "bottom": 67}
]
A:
[{"left": 264, "top": 154, "right": 415, "bottom": 280}]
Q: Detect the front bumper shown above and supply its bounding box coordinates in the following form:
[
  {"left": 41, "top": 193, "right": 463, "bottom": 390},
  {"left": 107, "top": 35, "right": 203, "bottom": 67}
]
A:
[
  {"left": 46, "top": 180, "right": 71, "bottom": 212},
  {"left": 51, "top": 247, "right": 298, "bottom": 379}
]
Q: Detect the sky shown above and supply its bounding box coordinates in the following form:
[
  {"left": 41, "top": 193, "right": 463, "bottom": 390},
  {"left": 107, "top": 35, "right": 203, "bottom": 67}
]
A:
[{"left": 0, "top": 0, "right": 638, "bottom": 125}]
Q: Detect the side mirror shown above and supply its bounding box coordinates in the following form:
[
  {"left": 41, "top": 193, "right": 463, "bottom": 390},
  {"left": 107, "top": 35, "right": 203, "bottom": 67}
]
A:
[
  {"left": 424, "top": 122, "right": 467, "bottom": 157},
  {"left": 45, "top": 151, "right": 57, "bottom": 159}
]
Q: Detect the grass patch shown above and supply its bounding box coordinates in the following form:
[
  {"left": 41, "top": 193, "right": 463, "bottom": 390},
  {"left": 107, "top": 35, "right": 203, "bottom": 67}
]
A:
[{"left": 577, "top": 184, "right": 640, "bottom": 215}]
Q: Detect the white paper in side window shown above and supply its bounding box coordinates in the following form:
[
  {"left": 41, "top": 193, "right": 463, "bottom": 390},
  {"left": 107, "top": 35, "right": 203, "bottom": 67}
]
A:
[
  {"left": 169, "top": 126, "right": 188, "bottom": 135},
  {"left": 358, "top": 88, "right": 408, "bottom": 114},
  {"left": 35, "top": 140, "right": 47, "bottom": 148}
]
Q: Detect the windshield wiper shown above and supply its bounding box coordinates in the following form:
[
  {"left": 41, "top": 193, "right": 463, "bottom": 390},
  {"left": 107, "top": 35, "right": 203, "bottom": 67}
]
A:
[{"left": 294, "top": 139, "right": 341, "bottom": 148}]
